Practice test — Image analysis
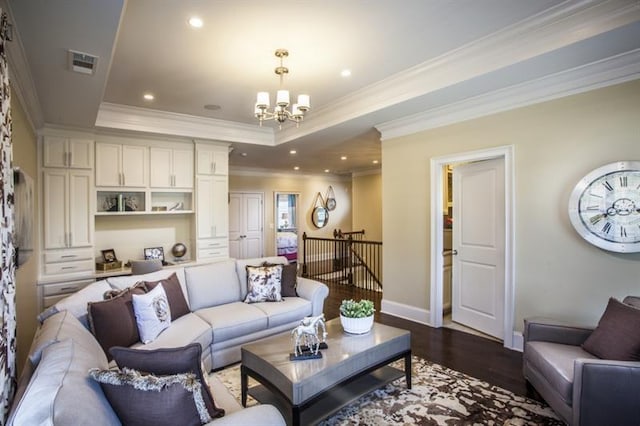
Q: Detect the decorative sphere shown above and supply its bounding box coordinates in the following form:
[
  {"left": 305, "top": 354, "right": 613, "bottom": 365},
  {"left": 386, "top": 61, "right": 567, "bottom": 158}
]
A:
[{"left": 171, "top": 243, "right": 187, "bottom": 259}]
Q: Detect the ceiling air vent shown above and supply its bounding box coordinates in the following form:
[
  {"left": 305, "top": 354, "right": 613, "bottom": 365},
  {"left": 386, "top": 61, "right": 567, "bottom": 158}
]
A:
[{"left": 68, "top": 50, "right": 98, "bottom": 75}]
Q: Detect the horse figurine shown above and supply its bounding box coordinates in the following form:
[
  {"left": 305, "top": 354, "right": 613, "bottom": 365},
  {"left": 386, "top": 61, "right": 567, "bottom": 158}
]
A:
[{"left": 291, "top": 314, "right": 327, "bottom": 357}]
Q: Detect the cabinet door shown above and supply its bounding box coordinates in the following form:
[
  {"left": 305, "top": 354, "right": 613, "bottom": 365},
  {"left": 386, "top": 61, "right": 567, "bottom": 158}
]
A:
[
  {"left": 172, "top": 149, "right": 193, "bottom": 188},
  {"left": 122, "top": 145, "right": 147, "bottom": 187},
  {"left": 149, "top": 148, "right": 172, "bottom": 188},
  {"left": 212, "top": 150, "right": 228, "bottom": 175},
  {"left": 212, "top": 176, "right": 228, "bottom": 237},
  {"left": 43, "top": 136, "right": 68, "bottom": 168},
  {"left": 43, "top": 170, "right": 68, "bottom": 249},
  {"left": 196, "top": 176, "right": 213, "bottom": 239},
  {"left": 68, "top": 139, "right": 94, "bottom": 169},
  {"left": 68, "top": 170, "right": 93, "bottom": 247},
  {"left": 95, "top": 143, "right": 122, "bottom": 186},
  {"left": 196, "top": 150, "right": 213, "bottom": 175}
]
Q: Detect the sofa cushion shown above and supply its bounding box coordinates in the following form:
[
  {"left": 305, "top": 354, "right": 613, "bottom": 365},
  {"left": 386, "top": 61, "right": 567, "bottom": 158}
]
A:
[
  {"left": 143, "top": 272, "right": 190, "bottom": 320},
  {"left": 108, "top": 268, "right": 190, "bottom": 308},
  {"left": 236, "top": 256, "right": 288, "bottom": 300},
  {"left": 251, "top": 298, "right": 312, "bottom": 328},
  {"left": 90, "top": 367, "right": 211, "bottom": 426},
  {"left": 195, "top": 302, "right": 268, "bottom": 342},
  {"left": 28, "top": 310, "right": 103, "bottom": 367},
  {"left": 10, "top": 339, "right": 119, "bottom": 425},
  {"left": 132, "top": 284, "right": 172, "bottom": 344},
  {"left": 186, "top": 260, "right": 241, "bottom": 310},
  {"left": 623, "top": 295, "right": 640, "bottom": 309},
  {"left": 110, "top": 344, "right": 224, "bottom": 420},
  {"left": 525, "top": 341, "right": 597, "bottom": 404},
  {"left": 88, "top": 287, "right": 145, "bottom": 358},
  {"left": 45, "top": 279, "right": 112, "bottom": 328},
  {"left": 244, "top": 265, "right": 283, "bottom": 303},
  {"left": 129, "top": 313, "right": 212, "bottom": 353},
  {"left": 582, "top": 297, "right": 640, "bottom": 361}
]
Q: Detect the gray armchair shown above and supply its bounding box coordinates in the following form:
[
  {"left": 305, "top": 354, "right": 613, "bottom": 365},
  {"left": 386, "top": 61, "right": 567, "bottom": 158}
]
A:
[{"left": 523, "top": 300, "right": 640, "bottom": 425}]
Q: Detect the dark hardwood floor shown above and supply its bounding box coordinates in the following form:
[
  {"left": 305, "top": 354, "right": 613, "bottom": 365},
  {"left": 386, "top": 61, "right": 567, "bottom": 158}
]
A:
[{"left": 322, "top": 280, "right": 536, "bottom": 399}]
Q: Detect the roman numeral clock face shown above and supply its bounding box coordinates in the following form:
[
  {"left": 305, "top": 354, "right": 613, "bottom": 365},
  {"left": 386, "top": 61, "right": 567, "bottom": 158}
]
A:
[{"left": 568, "top": 161, "right": 640, "bottom": 253}]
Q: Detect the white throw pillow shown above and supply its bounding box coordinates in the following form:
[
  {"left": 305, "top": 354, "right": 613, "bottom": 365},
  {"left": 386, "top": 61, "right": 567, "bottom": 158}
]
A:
[
  {"left": 132, "top": 284, "right": 171, "bottom": 344},
  {"left": 244, "top": 265, "right": 283, "bottom": 303}
]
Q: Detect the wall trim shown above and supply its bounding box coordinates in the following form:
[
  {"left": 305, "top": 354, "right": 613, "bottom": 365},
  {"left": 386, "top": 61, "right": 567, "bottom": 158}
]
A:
[
  {"left": 377, "top": 49, "right": 640, "bottom": 140},
  {"left": 510, "top": 332, "right": 524, "bottom": 352},
  {"left": 96, "top": 103, "right": 274, "bottom": 146},
  {"left": 380, "top": 299, "right": 431, "bottom": 326},
  {"left": 229, "top": 166, "right": 351, "bottom": 182},
  {"left": 352, "top": 168, "right": 382, "bottom": 178}
]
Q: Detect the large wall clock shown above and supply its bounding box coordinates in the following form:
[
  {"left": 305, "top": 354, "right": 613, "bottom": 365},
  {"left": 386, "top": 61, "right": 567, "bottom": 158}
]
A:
[{"left": 568, "top": 161, "right": 640, "bottom": 253}]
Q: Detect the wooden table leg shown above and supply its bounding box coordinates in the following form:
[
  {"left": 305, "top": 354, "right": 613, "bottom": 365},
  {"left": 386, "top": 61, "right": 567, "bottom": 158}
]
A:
[
  {"left": 405, "top": 351, "right": 412, "bottom": 389},
  {"left": 241, "top": 366, "right": 248, "bottom": 407}
]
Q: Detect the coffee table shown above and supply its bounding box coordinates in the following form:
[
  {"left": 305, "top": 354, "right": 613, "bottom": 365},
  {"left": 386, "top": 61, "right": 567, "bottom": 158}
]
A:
[{"left": 241, "top": 318, "right": 411, "bottom": 426}]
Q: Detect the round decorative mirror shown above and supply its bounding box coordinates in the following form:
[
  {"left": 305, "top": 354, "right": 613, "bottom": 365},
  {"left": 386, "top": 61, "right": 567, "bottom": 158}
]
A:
[{"left": 311, "top": 206, "right": 329, "bottom": 228}]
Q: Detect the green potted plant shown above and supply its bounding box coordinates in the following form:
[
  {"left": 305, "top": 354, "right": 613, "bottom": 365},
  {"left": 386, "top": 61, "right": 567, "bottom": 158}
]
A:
[{"left": 339, "top": 299, "right": 375, "bottom": 334}]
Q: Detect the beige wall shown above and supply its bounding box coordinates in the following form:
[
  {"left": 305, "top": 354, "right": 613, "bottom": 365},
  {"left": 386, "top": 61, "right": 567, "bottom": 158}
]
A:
[
  {"left": 11, "top": 88, "right": 38, "bottom": 374},
  {"left": 229, "top": 173, "right": 352, "bottom": 257},
  {"left": 382, "top": 79, "right": 640, "bottom": 334},
  {"left": 352, "top": 172, "right": 382, "bottom": 242}
]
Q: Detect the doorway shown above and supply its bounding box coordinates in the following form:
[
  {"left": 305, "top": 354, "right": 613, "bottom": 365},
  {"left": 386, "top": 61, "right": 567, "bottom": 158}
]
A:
[
  {"left": 274, "top": 192, "right": 299, "bottom": 263},
  {"left": 429, "top": 146, "right": 515, "bottom": 349},
  {"left": 229, "top": 192, "right": 264, "bottom": 259}
]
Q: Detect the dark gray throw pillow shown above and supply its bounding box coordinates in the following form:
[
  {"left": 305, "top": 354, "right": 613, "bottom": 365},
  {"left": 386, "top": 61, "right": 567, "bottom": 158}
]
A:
[
  {"left": 110, "top": 343, "right": 224, "bottom": 419},
  {"left": 262, "top": 261, "right": 298, "bottom": 297},
  {"left": 89, "top": 367, "right": 210, "bottom": 426},
  {"left": 582, "top": 297, "right": 640, "bottom": 361}
]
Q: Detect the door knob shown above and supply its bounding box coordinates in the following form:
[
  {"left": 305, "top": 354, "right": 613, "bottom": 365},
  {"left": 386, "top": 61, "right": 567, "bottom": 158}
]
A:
[{"left": 452, "top": 249, "right": 458, "bottom": 255}]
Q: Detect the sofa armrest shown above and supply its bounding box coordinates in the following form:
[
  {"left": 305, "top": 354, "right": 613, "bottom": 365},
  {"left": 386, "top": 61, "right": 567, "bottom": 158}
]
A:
[
  {"left": 296, "top": 277, "right": 329, "bottom": 316},
  {"left": 206, "top": 405, "right": 285, "bottom": 425},
  {"left": 524, "top": 317, "right": 594, "bottom": 346},
  {"left": 573, "top": 359, "right": 640, "bottom": 426}
]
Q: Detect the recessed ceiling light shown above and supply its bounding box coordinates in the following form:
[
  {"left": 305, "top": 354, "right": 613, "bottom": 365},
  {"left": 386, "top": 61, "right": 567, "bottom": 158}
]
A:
[
  {"left": 188, "top": 17, "right": 203, "bottom": 28},
  {"left": 240, "top": 152, "right": 248, "bottom": 157},
  {"left": 324, "top": 169, "right": 330, "bottom": 173},
  {"left": 294, "top": 166, "right": 300, "bottom": 171},
  {"left": 289, "top": 150, "right": 297, "bottom": 155},
  {"left": 340, "top": 156, "right": 347, "bottom": 160},
  {"left": 341, "top": 69, "right": 351, "bottom": 77},
  {"left": 372, "top": 160, "right": 379, "bottom": 164},
  {"left": 204, "top": 104, "right": 221, "bottom": 111},
  {"left": 143, "top": 93, "right": 154, "bottom": 101}
]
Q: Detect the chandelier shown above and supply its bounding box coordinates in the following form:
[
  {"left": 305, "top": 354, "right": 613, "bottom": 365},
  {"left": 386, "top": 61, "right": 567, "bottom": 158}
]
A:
[{"left": 254, "top": 49, "right": 310, "bottom": 128}]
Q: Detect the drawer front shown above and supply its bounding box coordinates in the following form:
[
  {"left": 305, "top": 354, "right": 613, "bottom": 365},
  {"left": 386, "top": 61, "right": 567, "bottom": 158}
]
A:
[
  {"left": 198, "top": 247, "right": 228, "bottom": 259},
  {"left": 43, "top": 294, "right": 69, "bottom": 309},
  {"left": 44, "top": 249, "right": 93, "bottom": 263},
  {"left": 197, "top": 238, "right": 228, "bottom": 250},
  {"left": 44, "top": 259, "right": 94, "bottom": 275},
  {"left": 43, "top": 279, "right": 95, "bottom": 297}
]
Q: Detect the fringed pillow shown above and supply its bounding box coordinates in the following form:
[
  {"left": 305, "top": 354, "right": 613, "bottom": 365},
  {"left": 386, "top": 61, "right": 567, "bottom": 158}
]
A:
[
  {"left": 244, "top": 264, "right": 283, "bottom": 303},
  {"left": 89, "top": 367, "right": 210, "bottom": 426}
]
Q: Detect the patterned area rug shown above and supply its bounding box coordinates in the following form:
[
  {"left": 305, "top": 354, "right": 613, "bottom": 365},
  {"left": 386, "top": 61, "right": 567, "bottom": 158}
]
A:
[{"left": 213, "top": 356, "right": 563, "bottom": 425}]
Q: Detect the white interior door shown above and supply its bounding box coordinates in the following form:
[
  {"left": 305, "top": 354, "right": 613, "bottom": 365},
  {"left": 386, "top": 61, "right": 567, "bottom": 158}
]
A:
[
  {"left": 229, "top": 192, "right": 263, "bottom": 259},
  {"left": 452, "top": 158, "right": 505, "bottom": 339}
]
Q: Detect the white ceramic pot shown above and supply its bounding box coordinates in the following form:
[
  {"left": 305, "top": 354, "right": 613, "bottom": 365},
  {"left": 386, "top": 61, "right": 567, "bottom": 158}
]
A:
[{"left": 340, "top": 314, "right": 374, "bottom": 334}]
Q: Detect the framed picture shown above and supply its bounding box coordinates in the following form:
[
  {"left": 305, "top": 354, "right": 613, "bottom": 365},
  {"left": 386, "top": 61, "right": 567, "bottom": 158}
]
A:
[
  {"left": 101, "top": 248, "right": 118, "bottom": 263},
  {"left": 144, "top": 246, "right": 165, "bottom": 261}
]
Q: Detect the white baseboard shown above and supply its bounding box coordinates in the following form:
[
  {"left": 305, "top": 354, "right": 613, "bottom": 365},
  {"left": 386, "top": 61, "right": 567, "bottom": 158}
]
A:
[
  {"left": 380, "top": 299, "right": 431, "bottom": 325},
  {"left": 509, "top": 331, "right": 524, "bottom": 352}
]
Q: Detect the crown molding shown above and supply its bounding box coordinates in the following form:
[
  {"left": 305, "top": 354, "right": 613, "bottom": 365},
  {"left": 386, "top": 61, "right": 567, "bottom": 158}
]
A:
[
  {"left": 277, "top": 0, "right": 640, "bottom": 144},
  {"left": 229, "top": 166, "right": 351, "bottom": 181},
  {"left": 95, "top": 102, "right": 274, "bottom": 146},
  {"left": 2, "top": 0, "right": 43, "bottom": 131},
  {"left": 376, "top": 49, "right": 640, "bottom": 141},
  {"left": 352, "top": 168, "right": 381, "bottom": 178}
]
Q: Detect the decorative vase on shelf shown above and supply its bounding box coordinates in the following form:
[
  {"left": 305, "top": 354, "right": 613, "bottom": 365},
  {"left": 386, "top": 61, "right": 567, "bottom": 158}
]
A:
[{"left": 339, "top": 299, "right": 375, "bottom": 334}]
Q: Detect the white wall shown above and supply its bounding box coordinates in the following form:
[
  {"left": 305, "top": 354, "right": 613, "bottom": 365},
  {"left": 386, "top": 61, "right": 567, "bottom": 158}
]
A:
[{"left": 381, "top": 79, "right": 640, "bottom": 332}]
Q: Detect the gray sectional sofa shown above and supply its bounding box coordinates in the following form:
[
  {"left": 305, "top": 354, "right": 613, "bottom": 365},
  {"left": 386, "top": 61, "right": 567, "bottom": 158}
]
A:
[{"left": 9, "top": 256, "right": 329, "bottom": 425}]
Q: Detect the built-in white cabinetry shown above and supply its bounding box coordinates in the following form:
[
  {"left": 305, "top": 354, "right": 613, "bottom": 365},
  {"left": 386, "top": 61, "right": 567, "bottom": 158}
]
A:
[
  {"left": 150, "top": 147, "right": 193, "bottom": 189},
  {"left": 43, "top": 136, "right": 94, "bottom": 169},
  {"left": 95, "top": 143, "right": 147, "bottom": 187},
  {"left": 196, "top": 147, "right": 228, "bottom": 175}
]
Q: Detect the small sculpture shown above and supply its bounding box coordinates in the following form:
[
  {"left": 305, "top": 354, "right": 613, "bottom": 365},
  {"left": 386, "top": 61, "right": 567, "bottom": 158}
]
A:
[{"left": 290, "top": 314, "right": 327, "bottom": 360}]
